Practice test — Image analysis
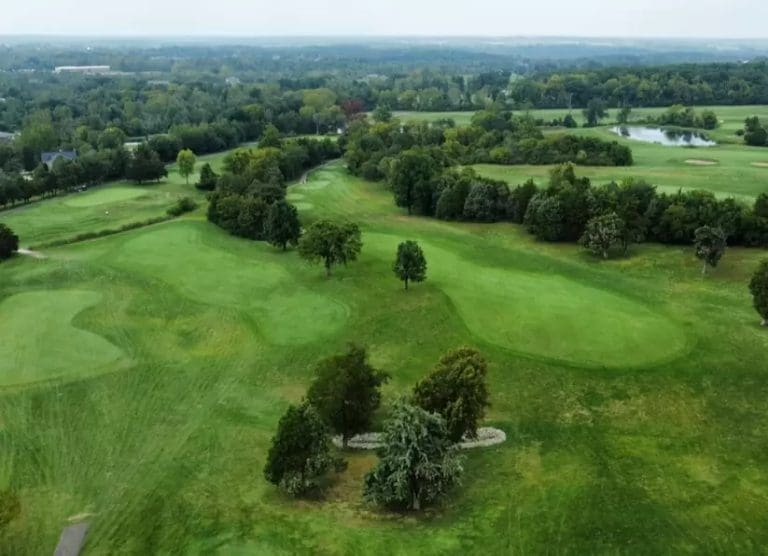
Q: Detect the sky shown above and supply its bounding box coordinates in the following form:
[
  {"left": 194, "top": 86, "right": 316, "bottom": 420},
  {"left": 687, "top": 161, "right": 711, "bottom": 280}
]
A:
[{"left": 1, "top": 0, "right": 767, "bottom": 38}]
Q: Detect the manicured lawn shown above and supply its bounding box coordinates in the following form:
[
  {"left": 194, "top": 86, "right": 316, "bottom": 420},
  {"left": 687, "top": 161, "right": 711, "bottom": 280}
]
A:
[{"left": 1, "top": 162, "right": 768, "bottom": 554}]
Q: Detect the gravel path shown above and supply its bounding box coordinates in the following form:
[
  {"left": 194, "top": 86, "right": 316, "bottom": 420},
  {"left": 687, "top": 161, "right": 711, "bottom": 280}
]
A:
[
  {"left": 332, "top": 427, "right": 506, "bottom": 450},
  {"left": 17, "top": 248, "right": 46, "bottom": 259}
]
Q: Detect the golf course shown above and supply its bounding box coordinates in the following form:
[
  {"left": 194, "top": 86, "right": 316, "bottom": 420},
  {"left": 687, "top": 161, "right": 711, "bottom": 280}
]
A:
[{"left": 1, "top": 131, "right": 768, "bottom": 554}]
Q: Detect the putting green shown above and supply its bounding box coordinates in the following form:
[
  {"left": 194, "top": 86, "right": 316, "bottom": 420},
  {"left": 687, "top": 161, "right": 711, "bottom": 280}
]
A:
[
  {"left": 0, "top": 290, "right": 125, "bottom": 386},
  {"left": 111, "top": 222, "right": 348, "bottom": 345},
  {"left": 63, "top": 186, "right": 148, "bottom": 207},
  {"left": 365, "top": 233, "right": 687, "bottom": 367}
]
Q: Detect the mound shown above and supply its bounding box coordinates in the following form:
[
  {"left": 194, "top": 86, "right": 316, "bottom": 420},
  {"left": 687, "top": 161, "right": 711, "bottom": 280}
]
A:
[
  {"left": 365, "top": 233, "right": 688, "bottom": 368},
  {"left": 0, "top": 290, "right": 125, "bottom": 386},
  {"left": 685, "top": 159, "right": 718, "bottom": 166}
]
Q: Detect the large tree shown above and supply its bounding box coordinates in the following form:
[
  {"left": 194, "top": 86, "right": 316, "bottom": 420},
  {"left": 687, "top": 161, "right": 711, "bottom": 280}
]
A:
[
  {"left": 176, "top": 148, "right": 197, "bottom": 184},
  {"left": 306, "top": 345, "right": 390, "bottom": 447},
  {"left": 412, "top": 347, "right": 490, "bottom": 442},
  {"left": 298, "top": 219, "right": 362, "bottom": 276},
  {"left": 0, "top": 224, "right": 19, "bottom": 260},
  {"left": 363, "top": 400, "right": 463, "bottom": 511},
  {"left": 749, "top": 260, "right": 768, "bottom": 326},
  {"left": 580, "top": 212, "right": 626, "bottom": 259},
  {"left": 126, "top": 143, "right": 167, "bottom": 184},
  {"left": 195, "top": 162, "right": 218, "bottom": 191},
  {"left": 263, "top": 402, "right": 343, "bottom": 497},
  {"left": 694, "top": 225, "right": 727, "bottom": 276},
  {"left": 265, "top": 200, "right": 301, "bottom": 250},
  {"left": 583, "top": 98, "right": 608, "bottom": 127},
  {"left": 393, "top": 240, "right": 427, "bottom": 290},
  {"left": 389, "top": 149, "right": 438, "bottom": 215}
]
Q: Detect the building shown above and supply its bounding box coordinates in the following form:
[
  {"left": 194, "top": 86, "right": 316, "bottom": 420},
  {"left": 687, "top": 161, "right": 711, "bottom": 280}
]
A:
[
  {"left": 0, "top": 131, "right": 16, "bottom": 143},
  {"left": 53, "top": 65, "right": 111, "bottom": 74},
  {"left": 41, "top": 150, "right": 77, "bottom": 169}
]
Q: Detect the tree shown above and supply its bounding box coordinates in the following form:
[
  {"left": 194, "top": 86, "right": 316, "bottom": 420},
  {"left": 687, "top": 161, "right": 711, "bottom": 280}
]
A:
[
  {"left": 259, "top": 124, "right": 283, "bottom": 149},
  {"left": 389, "top": 149, "right": 438, "bottom": 215},
  {"left": 393, "top": 241, "right": 427, "bottom": 290},
  {"left": 372, "top": 105, "right": 393, "bottom": 123},
  {"left": 298, "top": 220, "right": 362, "bottom": 276},
  {"left": 363, "top": 400, "right": 463, "bottom": 511},
  {"left": 617, "top": 106, "right": 632, "bottom": 124},
  {"left": 580, "top": 212, "right": 626, "bottom": 259},
  {"left": 126, "top": 143, "right": 167, "bottom": 184},
  {"left": 583, "top": 98, "right": 607, "bottom": 127},
  {"left": 176, "top": 148, "right": 196, "bottom": 184},
  {"left": 306, "top": 345, "right": 390, "bottom": 447},
  {"left": 196, "top": 162, "right": 218, "bottom": 191},
  {"left": 0, "top": 224, "right": 19, "bottom": 260},
  {"left": 412, "top": 347, "right": 490, "bottom": 442},
  {"left": 263, "top": 403, "right": 343, "bottom": 497},
  {"left": 0, "top": 489, "right": 20, "bottom": 531},
  {"left": 694, "top": 225, "right": 727, "bottom": 276},
  {"left": 265, "top": 200, "right": 301, "bottom": 250},
  {"left": 749, "top": 260, "right": 768, "bottom": 326}
]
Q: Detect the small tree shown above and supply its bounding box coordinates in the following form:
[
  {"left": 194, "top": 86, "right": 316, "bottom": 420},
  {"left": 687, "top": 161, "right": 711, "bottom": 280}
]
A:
[
  {"left": 580, "top": 212, "right": 626, "bottom": 259},
  {"left": 364, "top": 400, "right": 462, "bottom": 511},
  {"left": 306, "top": 345, "right": 390, "bottom": 447},
  {"left": 749, "top": 260, "right": 768, "bottom": 326},
  {"left": 0, "top": 489, "right": 20, "bottom": 531},
  {"left": 298, "top": 219, "right": 362, "bottom": 276},
  {"left": 176, "top": 148, "right": 196, "bottom": 184},
  {"left": 412, "top": 347, "right": 490, "bottom": 442},
  {"left": 196, "top": 162, "right": 218, "bottom": 191},
  {"left": 263, "top": 402, "right": 343, "bottom": 497},
  {"left": 0, "top": 224, "right": 19, "bottom": 260},
  {"left": 265, "top": 200, "right": 301, "bottom": 251},
  {"left": 393, "top": 241, "right": 427, "bottom": 290},
  {"left": 694, "top": 225, "right": 727, "bottom": 276}
]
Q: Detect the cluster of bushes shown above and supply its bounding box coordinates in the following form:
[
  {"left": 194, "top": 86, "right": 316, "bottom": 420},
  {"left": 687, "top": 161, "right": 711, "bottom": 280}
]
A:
[
  {"left": 742, "top": 117, "right": 768, "bottom": 147},
  {"left": 264, "top": 345, "right": 490, "bottom": 511},
  {"left": 653, "top": 105, "right": 719, "bottom": 129},
  {"left": 206, "top": 136, "right": 339, "bottom": 245}
]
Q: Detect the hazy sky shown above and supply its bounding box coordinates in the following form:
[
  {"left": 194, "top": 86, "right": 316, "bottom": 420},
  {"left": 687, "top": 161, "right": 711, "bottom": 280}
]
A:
[{"left": 1, "top": 0, "right": 767, "bottom": 38}]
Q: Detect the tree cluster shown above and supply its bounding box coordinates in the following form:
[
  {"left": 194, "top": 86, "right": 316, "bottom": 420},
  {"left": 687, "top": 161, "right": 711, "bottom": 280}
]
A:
[{"left": 743, "top": 117, "right": 768, "bottom": 147}]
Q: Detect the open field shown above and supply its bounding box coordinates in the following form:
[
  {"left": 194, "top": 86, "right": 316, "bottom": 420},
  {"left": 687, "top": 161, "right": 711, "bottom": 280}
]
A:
[{"left": 2, "top": 160, "right": 768, "bottom": 553}]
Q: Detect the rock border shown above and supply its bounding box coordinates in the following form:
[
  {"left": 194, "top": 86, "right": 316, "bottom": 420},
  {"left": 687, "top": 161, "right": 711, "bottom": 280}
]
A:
[{"left": 332, "top": 427, "right": 506, "bottom": 450}]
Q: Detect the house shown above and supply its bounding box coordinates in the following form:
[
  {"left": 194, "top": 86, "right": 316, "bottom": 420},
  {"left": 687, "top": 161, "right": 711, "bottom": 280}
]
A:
[
  {"left": 0, "top": 131, "right": 16, "bottom": 143},
  {"left": 53, "top": 65, "right": 111, "bottom": 75},
  {"left": 41, "top": 150, "right": 77, "bottom": 169}
]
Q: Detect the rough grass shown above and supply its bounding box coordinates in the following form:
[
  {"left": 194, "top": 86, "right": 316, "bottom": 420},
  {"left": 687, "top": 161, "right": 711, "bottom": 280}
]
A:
[{"left": 1, "top": 162, "right": 768, "bottom": 554}]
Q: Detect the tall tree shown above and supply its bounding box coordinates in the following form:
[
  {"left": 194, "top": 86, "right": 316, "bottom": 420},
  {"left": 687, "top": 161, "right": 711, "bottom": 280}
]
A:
[
  {"left": 176, "top": 148, "right": 197, "bottom": 184},
  {"left": 298, "top": 220, "right": 362, "bottom": 276},
  {"left": 265, "top": 200, "right": 301, "bottom": 251},
  {"left": 749, "top": 260, "right": 768, "bottom": 326},
  {"left": 583, "top": 98, "right": 608, "bottom": 127},
  {"left": 412, "top": 347, "right": 490, "bottom": 442},
  {"left": 393, "top": 240, "right": 427, "bottom": 290},
  {"left": 0, "top": 224, "right": 19, "bottom": 260},
  {"left": 389, "top": 149, "right": 437, "bottom": 215},
  {"left": 126, "top": 143, "right": 167, "bottom": 184},
  {"left": 363, "top": 400, "right": 463, "bottom": 511},
  {"left": 580, "top": 212, "right": 626, "bottom": 259},
  {"left": 263, "top": 402, "right": 343, "bottom": 497},
  {"left": 306, "top": 345, "right": 390, "bottom": 447},
  {"left": 195, "top": 162, "right": 218, "bottom": 191},
  {"left": 694, "top": 225, "right": 727, "bottom": 276}
]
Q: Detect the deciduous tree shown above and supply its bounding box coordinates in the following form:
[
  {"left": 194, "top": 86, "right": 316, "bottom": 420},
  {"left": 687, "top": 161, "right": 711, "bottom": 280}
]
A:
[
  {"left": 306, "top": 345, "right": 389, "bottom": 447},
  {"left": 265, "top": 200, "right": 301, "bottom": 250},
  {"left": 0, "top": 224, "right": 19, "bottom": 260},
  {"left": 263, "top": 403, "right": 343, "bottom": 497},
  {"left": 694, "top": 225, "right": 727, "bottom": 276},
  {"left": 749, "top": 260, "right": 768, "bottom": 326},
  {"left": 176, "top": 148, "right": 196, "bottom": 184},
  {"left": 298, "top": 219, "right": 362, "bottom": 276},
  {"left": 580, "top": 212, "right": 626, "bottom": 259},
  {"left": 393, "top": 240, "right": 427, "bottom": 290},
  {"left": 412, "top": 347, "right": 490, "bottom": 442}
]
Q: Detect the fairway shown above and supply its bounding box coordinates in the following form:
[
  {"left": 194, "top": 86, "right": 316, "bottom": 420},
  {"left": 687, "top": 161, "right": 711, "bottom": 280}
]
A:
[
  {"left": 63, "top": 187, "right": 149, "bottom": 207},
  {"left": 2, "top": 160, "right": 768, "bottom": 554}
]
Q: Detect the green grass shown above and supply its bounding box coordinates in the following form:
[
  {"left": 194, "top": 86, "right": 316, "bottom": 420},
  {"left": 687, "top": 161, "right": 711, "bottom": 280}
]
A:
[{"left": 2, "top": 161, "right": 768, "bottom": 554}]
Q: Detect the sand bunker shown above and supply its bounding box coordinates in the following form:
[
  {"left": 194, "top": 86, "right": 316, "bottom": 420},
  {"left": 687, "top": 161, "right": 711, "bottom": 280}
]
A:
[
  {"left": 685, "top": 159, "right": 718, "bottom": 166},
  {"left": 750, "top": 162, "right": 768, "bottom": 168},
  {"left": 333, "top": 427, "right": 507, "bottom": 450}
]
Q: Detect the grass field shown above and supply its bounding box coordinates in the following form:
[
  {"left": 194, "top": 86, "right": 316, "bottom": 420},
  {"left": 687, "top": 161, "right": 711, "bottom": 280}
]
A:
[{"left": 2, "top": 158, "right": 768, "bottom": 554}]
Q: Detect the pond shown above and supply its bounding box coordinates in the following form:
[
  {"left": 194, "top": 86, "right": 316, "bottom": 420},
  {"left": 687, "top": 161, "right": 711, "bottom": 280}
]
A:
[{"left": 610, "top": 126, "right": 716, "bottom": 147}]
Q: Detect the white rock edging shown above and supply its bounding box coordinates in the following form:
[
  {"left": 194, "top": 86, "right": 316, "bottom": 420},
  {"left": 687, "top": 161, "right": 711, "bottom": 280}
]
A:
[{"left": 332, "top": 427, "right": 506, "bottom": 450}]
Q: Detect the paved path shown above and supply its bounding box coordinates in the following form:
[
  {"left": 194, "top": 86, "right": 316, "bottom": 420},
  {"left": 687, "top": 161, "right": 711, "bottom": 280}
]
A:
[{"left": 54, "top": 522, "right": 89, "bottom": 556}]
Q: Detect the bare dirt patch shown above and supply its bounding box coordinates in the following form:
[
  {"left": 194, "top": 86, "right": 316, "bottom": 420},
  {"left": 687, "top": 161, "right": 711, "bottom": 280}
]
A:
[{"left": 684, "top": 159, "right": 718, "bottom": 166}]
